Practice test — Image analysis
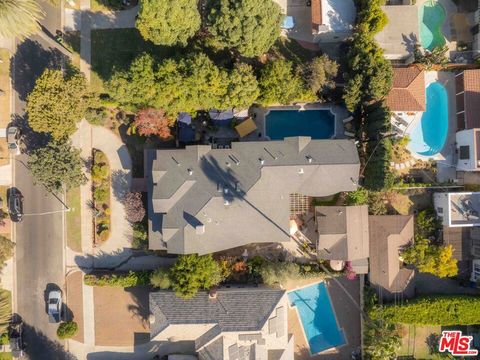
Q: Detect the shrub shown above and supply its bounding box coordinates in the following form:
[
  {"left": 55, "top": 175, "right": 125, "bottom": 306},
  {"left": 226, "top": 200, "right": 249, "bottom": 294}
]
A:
[
  {"left": 246, "top": 256, "right": 265, "bottom": 282},
  {"left": 134, "top": 108, "right": 172, "bottom": 139},
  {"left": 85, "top": 107, "right": 107, "bottom": 126},
  {"left": 132, "top": 221, "right": 148, "bottom": 250},
  {"left": 91, "top": 164, "right": 109, "bottom": 183},
  {"left": 0, "top": 332, "right": 8, "bottom": 345},
  {"left": 376, "top": 296, "right": 480, "bottom": 325},
  {"left": 123, "top": 191, "right": 145, "bottom": 223},
  {"left": 57, "top": 321, "right": 78, "bottom": 339},
  {"left": 345, "top": 188, "right": 369, "bottom": 206},
  {"left": 96, "top": 228, "right": 110, "bottom": 242},
  {"left": 258, "top": 261, "right": 300, "bottom": 285},
  {"left": 84, "top": 271, "right": 151, "bottom": 287},
  {"left": 170, "top": 254, "right": 222, "bottom": 299},
  {"left": 0, "top": 236, "right": 14, "bottom": 270},
  {"left": 415, "top": 209, "right": 438, "bottom": 239},
  {"left": 93, "top": 185, "right": 109, "bottom": 203},
  {"left": 150, "top": 268, "right": 171, "bottom": 289},
  {"left": 94, "top": 151, "right": 107, "bottom": 164}
]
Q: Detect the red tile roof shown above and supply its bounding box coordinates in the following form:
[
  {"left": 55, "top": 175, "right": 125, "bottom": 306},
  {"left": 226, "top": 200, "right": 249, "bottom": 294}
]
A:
[
  {"left": 463, "top": 70, "right": 480, "bottom": 129},
  {"left": 311, "top": 0, "right": 322, "bottom": 33},
  {"left": 386, "top": 66, "right": 426, "bottom": 112}
]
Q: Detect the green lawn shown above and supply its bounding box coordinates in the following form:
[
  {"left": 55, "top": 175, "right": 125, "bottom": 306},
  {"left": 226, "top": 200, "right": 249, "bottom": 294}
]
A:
[
  {"left": 91, "top": 29, "right": 176, "bottom": 92},
  {"left": 398, "top": 324, "right": 442, "bottom": 359},
  {"left": 66, "top": 187, "right": 82, "bottom": 253},
  {"left": 268, "top": 37, "right": 319, "bottom": 64},
  {"left": 63, "top": 31, "right": 81, "bottom": 69}
]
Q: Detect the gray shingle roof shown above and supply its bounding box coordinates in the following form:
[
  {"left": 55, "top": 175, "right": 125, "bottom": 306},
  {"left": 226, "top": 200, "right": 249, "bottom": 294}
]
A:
[
  {"left": 149, "top": 288, "right": 286, "bottom": 340},
  {"left": 316, "top": 205, "right": 369, "bottom": 261},
  {"left": 147, "top": 137, "right": 360, "bottom": 254}
]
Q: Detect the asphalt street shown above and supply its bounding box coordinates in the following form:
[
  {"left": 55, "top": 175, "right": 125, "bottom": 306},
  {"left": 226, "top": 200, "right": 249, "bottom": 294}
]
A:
[{"left": 12, "top": 1, "right": 74, "bottom": 358}]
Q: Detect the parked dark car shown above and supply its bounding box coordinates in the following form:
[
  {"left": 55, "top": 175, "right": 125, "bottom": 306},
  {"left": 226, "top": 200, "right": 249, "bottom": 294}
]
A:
[
  {"left": 9, "top": 319, "right": 24, "bottom": 358},
  {"left": 7, "top": 188, "right": 23, "bottom": 222}
]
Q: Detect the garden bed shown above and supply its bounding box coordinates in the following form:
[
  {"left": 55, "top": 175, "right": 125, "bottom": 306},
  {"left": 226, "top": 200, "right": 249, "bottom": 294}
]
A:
[{"left": 92, "top": 149, "right": 111, "bottom": 244}]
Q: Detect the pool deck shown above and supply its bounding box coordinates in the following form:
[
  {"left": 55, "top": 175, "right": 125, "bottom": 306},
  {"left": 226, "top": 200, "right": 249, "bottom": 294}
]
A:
[
  {"left": 251, "top": 103, "right": 350, "bottom": 141},
  {"left": 404, "top": 71, "right": 457, "bottom": 181},
  {"left": 284, "top": 276, "right": 361, "bottom": 359}
]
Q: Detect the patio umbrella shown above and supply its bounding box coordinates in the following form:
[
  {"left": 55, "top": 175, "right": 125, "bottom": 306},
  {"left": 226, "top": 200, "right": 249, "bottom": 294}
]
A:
[{"left": 177, "top": 112, "right": 192, "bottom": 125}]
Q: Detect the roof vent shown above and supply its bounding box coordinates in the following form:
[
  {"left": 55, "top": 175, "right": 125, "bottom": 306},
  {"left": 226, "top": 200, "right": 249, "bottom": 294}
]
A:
[
  {"left": 259, "top": 158, "right": 265, "bottom": 165},
  {"left": 226, "top": 161, "right": 231, "bottom": 167},
  {"left": 306, "top": 155, "right": 312, "bottom": 163},
  {"left": 298, "top": 168, "right": 304, "bottom": 175},
  {"left": 224, "top": 199, "right": 230, "bottom": 206},
  {"left": 149, "top": 314, "right": 155, "bottom": 324},
  {"left": 187, "top": 168, "right": 193, "bottom": 176},
  {"left": 196, "top": 224, "right": 205, "bottom": 235}
]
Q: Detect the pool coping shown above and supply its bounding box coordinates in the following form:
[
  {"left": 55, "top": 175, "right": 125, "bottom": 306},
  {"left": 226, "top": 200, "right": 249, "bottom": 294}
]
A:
[{"left": 287, "top": 280, "right": 349, "bottom": 357}]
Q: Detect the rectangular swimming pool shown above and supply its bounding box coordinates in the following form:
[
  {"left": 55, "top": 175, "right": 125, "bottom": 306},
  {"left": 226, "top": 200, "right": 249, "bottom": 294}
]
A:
[
  {"left": 288, "top": 282, "right": 346, "bottom": 354},
  {"left": 265, "top": 109, "right": 335, "bottom": 140}
]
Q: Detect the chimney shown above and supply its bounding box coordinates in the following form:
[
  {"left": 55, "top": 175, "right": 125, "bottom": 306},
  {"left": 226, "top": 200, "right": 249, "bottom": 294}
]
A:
[
  {"left": 196, "top": 224, "right": 205, "bottom": 235},
  {"left": 209, "top": 287, "right": 218, "bottom": 300}
]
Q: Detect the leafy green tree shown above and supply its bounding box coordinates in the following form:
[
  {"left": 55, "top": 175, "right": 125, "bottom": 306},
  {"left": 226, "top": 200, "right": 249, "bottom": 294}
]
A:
[
  {"left": 302, "top": 55, "right": 338, "bottom": 95},
  {"left": 136, "top": 0, "right": 200, "bottom": 46},
  {"left": 345, "top": 188, "right": 369, "bottom": 206},
  {"left": 414, "top": 44, "right": 449, "bottom": 70},
  {"left": 26, "top": 69, "right": 94, "bottom": 139},
  {"left": 258, "top": 60, "right": 315, "bottom": 106},
  {"left": 223, "top": 63, "right": 259, "bottom": 109},
  {"left": 415, "top": 209, "right": 438, "bottom": 239},
  {"left": 207, "top": 0, "right": 283, "bottom": 57},
  {"left": 170, "top": 254, "right": 222, "bottom": 299},
  {"left": 0, "top": 0, "right": 43, "bottom": 39},
  {"left": 107, "top": 54, "right": 157, "bottom": 110},
  {"left": 57, "top": 321, "right": 78, "bottom": 339},
  {"left": 364, "top": 320, "right": 401, "bottom": 360},
  {"left": 28, "top": 140, "right": 87, "bottom": 193},
  {"left": 0, "top": 236, "right": 14, "bottom": 271},
  {"left": 402, "top": 238, "right": 458, "bottom": 278},
  {"left": 355, "top": 0, "right": 388, "bottom": 34},
  {"left": 343, "top": 30, "right": 392, "bottom": 112},
  {"left": 150, "top": 268, "right": 171, "bottom": 289}
]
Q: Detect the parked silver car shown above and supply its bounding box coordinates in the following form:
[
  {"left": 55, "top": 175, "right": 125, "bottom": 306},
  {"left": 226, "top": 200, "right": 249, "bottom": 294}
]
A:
[
  {"left": 47, "top": 290, "right": 62, "bottom": 323},
  {"left": 6, "top": 127, "right": 20, "bottom": 155}
]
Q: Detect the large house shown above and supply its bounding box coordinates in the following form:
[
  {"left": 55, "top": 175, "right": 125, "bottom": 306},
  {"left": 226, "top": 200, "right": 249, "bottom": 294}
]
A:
[
  {"left": 386, "top": 66, "right": 426, "bottom": 130},
  {"left": 455, "top": 70, "right": 480, "bottom": 171},
  {"left": 146, "top": 137, "right": 360, "bottom": 255},
  {"left": 434, "top": 192, "right": 480, "bottom": 283},
  {"left": 149, "top": 288, "right": 294, "bottom": 360},
  {"left": 375, "top": 5, "right": 419, "bottom": 63},
  {"left": 368, "top": 215, "right": 415, "bottom": 301}
]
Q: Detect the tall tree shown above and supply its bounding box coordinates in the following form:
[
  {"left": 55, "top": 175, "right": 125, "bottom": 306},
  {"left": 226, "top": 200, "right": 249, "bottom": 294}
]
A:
[
  {"left": 26, "top": 69, "right": 94, "bottom": 139},
  {"left": 343, "top": 29, "right": 392, "bottom": 112},
  {"left": 207, "top": 0, "right": 283, "bottom": 57},
  {"left": 402, "top": 238, "right": 458, "bottom": 278},
  {"left": 302, "top": 55, "right": 338, "bottom": 95},
  {"left": 258, "top": 60, "right": 315, "bottom": 106},
  {"left": 170, "top": 254, "right": 222, "bottom": 299},
  {"left": 223, "top": 63, "right": 259, "bottom": 110},
  {"left": 0, "top": 0, "right": 43, "bottom": 39},
  {"left": 134, "top": 108, "right": 172, "bottom": 139},
  {"left": 28, "top": 140, "right": 87, "bottom": 192},
  {"left": 136, "top": 0, "right": 200, "bottom": 46}
]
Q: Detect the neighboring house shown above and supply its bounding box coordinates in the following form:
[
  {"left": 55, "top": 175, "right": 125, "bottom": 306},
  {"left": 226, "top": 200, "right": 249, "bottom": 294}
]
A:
[
  {"left": 456, "top": 69, "right": 480, "bottom": 131},
  {"left": 368, "top": 215, "right": 415, "bottom": 301},
  {"left": 149, "top": 288, "right": 294, "bottom": 360},
  {"left": 314, "top": 205, "right": 370, "bottom": 274},
  {"left": 455, "top": 128, "right": 480, "bottom": 171},
  {"left": 386, "top": 66, "right": 426, "bottom": 130},
  {"left": 434, "top": 192, "right": 480, "bottom": 282},
  {"left": 311, "top": 0, "right": 356, "bottom": 43},
  {"left": 146, "top": 137, "right": 360, "bottom": 255},
  {"left": 375, "top": 5, "right": 419, "bottom": 62}
]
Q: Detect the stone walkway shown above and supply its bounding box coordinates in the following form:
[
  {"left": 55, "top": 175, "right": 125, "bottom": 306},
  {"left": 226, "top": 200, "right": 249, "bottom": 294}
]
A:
[{"left": 71, "top": 120, "right": 133, "bottom": 269}]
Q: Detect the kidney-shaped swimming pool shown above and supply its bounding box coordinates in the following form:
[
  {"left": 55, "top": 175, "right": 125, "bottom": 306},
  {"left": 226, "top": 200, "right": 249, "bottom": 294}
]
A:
[{"left": 407, "top": 82, "right": 448, "bottom": 157}]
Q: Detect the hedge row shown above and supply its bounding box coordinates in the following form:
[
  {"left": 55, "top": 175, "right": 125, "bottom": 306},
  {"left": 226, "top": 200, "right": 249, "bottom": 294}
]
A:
[
  {"left": 377, "top": 295, "right": 480, "bottom": 325},
  {"left": 84, "top": 270, "right": 151, "bottom": 287}
]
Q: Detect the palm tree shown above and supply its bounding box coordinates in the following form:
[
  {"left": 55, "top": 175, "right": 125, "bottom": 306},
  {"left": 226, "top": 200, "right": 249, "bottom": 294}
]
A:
[{"left": 0, "top": 0, "right": 44, "bottom": 39}]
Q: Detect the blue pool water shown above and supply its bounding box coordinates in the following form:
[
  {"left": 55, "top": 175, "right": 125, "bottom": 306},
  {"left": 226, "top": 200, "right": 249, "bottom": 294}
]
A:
[
  {"left": 288, "top": 282, "right": 346, "bottom": 354},
  {"left": 265, "top": 109, "right": 335, "bottom": 140},
  {"left": 407, "top": 82, "right": 448, "bottom": 157}
]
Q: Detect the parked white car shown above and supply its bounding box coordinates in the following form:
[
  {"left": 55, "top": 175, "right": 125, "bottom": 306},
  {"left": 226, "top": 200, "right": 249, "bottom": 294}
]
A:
[{"left": 47, "top": 290, "right": 62, "bottom": 323}]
